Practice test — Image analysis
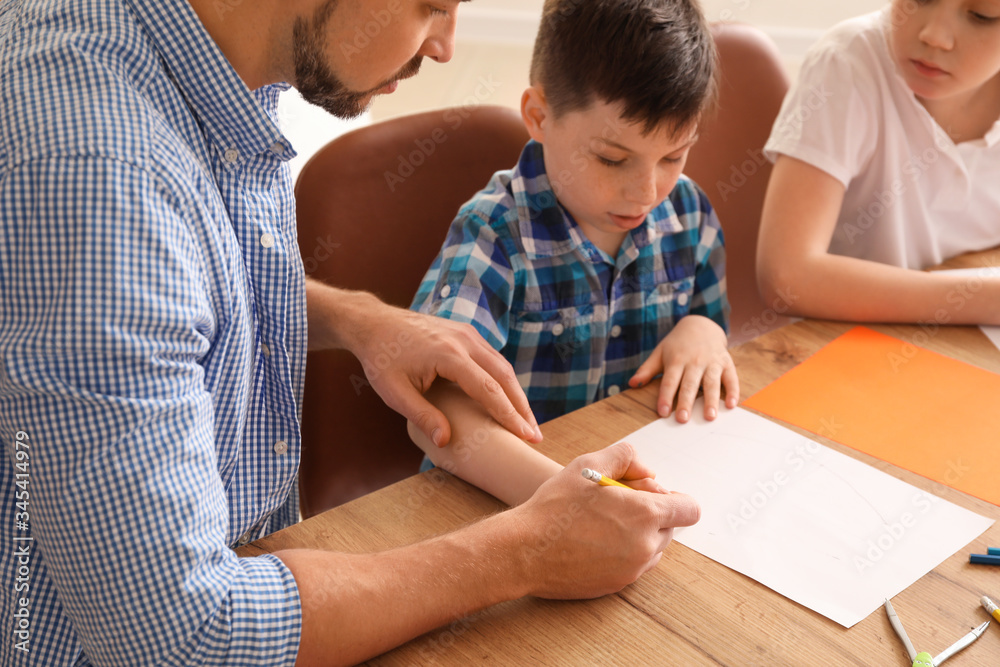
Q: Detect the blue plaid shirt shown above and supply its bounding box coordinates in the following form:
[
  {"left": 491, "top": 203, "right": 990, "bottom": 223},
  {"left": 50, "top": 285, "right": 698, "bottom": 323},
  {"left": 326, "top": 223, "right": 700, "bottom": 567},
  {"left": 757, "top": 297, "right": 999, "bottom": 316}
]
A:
[
  {"left": 1, "top": 0, "right": 305, "bottom": 664},
  {"left": 412, "top": 141, "right": 729, "bottom": 424}
]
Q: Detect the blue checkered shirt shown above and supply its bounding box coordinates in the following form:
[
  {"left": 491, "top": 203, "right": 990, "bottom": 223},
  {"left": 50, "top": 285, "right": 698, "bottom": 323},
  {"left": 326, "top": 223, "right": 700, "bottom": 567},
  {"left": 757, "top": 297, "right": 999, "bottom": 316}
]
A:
[
  {"left": 1, "top": 0, "right": 305, "bottom": 664},
  {"left": 412, "top": 141, "right": 729, "bottom": 424}
]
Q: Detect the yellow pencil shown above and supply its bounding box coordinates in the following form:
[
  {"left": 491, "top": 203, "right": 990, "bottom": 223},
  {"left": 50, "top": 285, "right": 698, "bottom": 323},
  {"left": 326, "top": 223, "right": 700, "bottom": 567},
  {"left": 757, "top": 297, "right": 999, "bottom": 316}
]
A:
[
  {"left": 581, "top": 468, "right": 631, "bottom": 489},
  {"left": 981, "top": 595, "right": 1000, "bottom": 623}
]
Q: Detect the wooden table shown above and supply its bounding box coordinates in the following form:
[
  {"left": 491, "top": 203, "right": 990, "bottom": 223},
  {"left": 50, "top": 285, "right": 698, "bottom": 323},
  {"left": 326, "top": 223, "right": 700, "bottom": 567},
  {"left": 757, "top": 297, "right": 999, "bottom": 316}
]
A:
[{"left": 238, "top": 248, "right": 1000, "bottom": 666}]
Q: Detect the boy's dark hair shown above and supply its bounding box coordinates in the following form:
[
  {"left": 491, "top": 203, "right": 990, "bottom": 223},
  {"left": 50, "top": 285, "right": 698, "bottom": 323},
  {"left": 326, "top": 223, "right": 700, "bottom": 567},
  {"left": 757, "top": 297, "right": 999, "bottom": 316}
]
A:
[{"left": 530, "top": 0, "right": 717, "bottom": 135}]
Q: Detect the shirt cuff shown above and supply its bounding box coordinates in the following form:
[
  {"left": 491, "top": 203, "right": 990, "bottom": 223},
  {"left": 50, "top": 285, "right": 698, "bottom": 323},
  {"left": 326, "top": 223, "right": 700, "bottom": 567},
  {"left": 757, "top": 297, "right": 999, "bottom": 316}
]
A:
[{"left": 186, "top": 553, "right": 302, "bottom": 666}]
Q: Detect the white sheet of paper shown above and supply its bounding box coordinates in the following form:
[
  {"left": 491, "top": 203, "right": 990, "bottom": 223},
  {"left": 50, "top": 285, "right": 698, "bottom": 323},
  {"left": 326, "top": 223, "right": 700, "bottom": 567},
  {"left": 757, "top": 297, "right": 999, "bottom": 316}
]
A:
[
  {"left": 622, "top": 406, "right": 994, "bottom": 627},
  {"left": 936, "top": 267, "right": 1000, "bottom": 351}
]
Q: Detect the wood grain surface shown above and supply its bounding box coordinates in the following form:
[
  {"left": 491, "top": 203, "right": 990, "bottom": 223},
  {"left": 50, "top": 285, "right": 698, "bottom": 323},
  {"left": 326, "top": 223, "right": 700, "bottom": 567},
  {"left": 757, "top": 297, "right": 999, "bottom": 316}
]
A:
[{"left": 238, "top": 248, "right": 1000, "bottom": 666}]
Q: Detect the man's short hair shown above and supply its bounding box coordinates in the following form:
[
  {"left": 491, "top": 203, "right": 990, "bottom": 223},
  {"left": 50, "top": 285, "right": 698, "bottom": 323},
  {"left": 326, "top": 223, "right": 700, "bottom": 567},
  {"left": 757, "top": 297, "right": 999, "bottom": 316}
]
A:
[{"left": 530, "top": 0, "right": 717, "bottom": 135}]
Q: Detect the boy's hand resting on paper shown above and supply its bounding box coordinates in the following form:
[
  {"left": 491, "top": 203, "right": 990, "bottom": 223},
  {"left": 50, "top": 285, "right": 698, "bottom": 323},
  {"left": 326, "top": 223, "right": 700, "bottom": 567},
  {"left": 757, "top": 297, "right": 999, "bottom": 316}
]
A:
[
  {"left": 511, "top": 441, "right": 701, "bottom": 599},
  {"left": 628, "top": 314, "right": 738, "bottom": 423}
]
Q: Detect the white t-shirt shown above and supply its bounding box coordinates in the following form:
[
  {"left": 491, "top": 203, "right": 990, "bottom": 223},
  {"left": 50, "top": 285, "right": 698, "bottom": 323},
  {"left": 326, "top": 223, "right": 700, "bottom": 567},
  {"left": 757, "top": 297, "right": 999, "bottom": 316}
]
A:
[{"left": 765, "top": 9, "right": 1000, "bottom": 270}]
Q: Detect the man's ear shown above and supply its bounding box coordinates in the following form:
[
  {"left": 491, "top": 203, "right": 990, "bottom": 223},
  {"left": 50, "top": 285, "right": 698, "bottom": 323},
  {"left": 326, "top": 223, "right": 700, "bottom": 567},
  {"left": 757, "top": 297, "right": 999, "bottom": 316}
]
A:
[{"left": 520, "top": 86, "right": 549, "bottom": 143}]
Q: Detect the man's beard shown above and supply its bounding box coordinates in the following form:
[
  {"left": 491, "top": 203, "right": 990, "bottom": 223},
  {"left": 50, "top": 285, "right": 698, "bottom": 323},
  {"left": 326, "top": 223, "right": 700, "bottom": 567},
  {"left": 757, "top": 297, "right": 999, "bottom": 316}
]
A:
[{"left": 292, "top": 1, "right": 422, "bottom": 119}]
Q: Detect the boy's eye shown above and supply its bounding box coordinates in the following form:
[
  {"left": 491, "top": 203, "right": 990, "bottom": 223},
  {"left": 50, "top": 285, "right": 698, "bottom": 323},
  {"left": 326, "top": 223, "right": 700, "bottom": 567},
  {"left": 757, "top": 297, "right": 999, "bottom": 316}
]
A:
[
  {"left": 596, "top": 155, "right": 624, "bottom": 167},
  {"left": 428, "top": 4, "right": 448, "bottom": 16}
]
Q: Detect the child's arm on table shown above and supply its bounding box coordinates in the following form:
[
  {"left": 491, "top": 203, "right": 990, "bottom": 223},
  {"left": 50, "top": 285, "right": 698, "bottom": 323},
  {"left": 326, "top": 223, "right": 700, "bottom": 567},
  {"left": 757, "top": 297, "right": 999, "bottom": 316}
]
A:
[
  {"left": 408, "top": 381, "right": 668, "bottom": 506},
  {"left": 629, "top": 315, "right": 739, "bottom": 424},
  {"left": 407, "top": 381, "right": 562, "bottom": 506},
  {"left": 758, "top": 156, "right": 1000, "bottom": 325}
]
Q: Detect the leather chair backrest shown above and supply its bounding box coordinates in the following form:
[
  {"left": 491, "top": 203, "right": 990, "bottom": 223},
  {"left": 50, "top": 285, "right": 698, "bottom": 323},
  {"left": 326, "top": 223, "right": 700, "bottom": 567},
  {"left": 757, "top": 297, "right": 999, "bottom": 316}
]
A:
[{"left": 295, "top": 105, "right": 530, "bottom": 516}]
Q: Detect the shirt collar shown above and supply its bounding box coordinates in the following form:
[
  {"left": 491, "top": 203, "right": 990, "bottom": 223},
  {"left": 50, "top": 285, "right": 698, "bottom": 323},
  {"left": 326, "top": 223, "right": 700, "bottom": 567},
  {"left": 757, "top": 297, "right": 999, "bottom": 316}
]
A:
[
  {"left": 124, "top": 0, "right": 291, "bottom": 160},
  {"left": 509, "top": 140, "right": 678, "bottom": 261}
]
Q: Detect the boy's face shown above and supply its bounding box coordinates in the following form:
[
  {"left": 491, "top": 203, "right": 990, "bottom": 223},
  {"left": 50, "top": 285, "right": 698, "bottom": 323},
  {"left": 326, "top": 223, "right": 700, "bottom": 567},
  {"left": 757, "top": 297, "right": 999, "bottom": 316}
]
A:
[
  {"left": 888, "top": 0, "right": 1000, "bottom": 103},
  {"left": 523, "top": 93, "right": 698, "bottom": 256},
  {"left": 293, "top": 0, "right": 461, "bottom": 118}
]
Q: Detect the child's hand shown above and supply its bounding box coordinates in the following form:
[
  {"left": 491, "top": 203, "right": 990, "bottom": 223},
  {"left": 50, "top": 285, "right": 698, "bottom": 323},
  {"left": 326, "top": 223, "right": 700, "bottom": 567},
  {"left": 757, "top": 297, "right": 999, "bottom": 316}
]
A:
[{"left": 628, "top": 315, "right": 739, "bottom": 422}]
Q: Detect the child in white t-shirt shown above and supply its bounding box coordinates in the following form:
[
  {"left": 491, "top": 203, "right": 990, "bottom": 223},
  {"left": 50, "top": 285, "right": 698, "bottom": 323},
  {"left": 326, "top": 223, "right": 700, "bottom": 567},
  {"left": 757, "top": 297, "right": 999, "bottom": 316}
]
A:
[{"left": 758, "top": 1, "right": 1000, "bottom": 324}]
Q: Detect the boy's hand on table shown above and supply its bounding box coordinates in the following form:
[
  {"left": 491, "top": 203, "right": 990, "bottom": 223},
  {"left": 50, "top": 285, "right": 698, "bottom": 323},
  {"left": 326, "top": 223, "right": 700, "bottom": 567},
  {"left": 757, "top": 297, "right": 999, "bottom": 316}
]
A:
[
  {"left": 628, "top": 314, "right": 739, "bottom": 423},
  {"left": 511, "top": 442, "right": 700, "bottom": 600}
]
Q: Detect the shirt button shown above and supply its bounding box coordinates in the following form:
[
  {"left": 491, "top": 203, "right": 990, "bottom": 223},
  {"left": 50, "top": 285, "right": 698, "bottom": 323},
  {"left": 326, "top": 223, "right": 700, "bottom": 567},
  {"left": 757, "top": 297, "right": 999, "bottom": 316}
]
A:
[
  {"left": 269, "top": 141, "right": 284, "bottom": 154},
  {"left": 273, "top": 440, "right": 288, "bottom": 455},
  {"left": 440, "top": 284, "right": 451, "bottom": 298},
  {"left": 610, "top": 325, "right": 622, "bottom": 338},
  {"left": 552, "top": 323, "right": 565, "bottom": 336},
  {"left": 260, "top": 233, "right": 275, "bottom": 248},
  {"left": 238, "top": 532, "right": 252, "bottom": 545},
  {"left": 224, "top": 148, "right": 239, "bottom": 163},
  {"left": 677, "top": 292, "right": 689, "bottom": 306},
  {"left": 261, "top": 343, "right": 271, "bottom": 358},
  {"left": 608, "top": 385, "right": 621, "bottom": 396}
]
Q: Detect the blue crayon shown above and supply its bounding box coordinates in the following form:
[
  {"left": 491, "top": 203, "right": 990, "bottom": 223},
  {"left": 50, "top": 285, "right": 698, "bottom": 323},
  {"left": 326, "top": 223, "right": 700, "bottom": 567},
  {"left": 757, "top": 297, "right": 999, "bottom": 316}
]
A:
[
  {"left": 970, "top": 553, "right": 1000, "bottom": 566},
  {"left": 988, "top": 547, "right": 1000, "bottom": 556}
]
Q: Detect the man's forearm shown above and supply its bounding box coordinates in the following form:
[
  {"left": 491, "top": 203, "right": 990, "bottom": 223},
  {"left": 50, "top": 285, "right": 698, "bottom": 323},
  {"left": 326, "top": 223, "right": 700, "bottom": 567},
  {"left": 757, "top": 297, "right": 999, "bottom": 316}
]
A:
[
  {"left": 304, "top": 277, "right": 386, "bottom": 352},
  {"left": 275, "top": 511, "right": 530, "bottom": 667},
  {"left": 279, "top": 442, "right": 703, "bottom": 665}
]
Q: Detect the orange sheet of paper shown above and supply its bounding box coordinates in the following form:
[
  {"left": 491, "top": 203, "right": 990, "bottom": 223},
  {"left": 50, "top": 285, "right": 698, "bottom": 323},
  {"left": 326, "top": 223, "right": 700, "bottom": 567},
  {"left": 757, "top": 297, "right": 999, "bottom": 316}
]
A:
[{"left": 743, "top": 326, "right": 1000, "bottom": 506}]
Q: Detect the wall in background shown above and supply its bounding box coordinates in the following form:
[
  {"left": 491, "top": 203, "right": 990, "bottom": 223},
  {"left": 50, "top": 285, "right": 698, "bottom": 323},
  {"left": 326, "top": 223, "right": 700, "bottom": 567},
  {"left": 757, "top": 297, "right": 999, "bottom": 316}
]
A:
[
  {"left": 279, "top": 91, "right": 369, "bottom": 183},
  {"left": 473, "top": 0, "right": 886, "bottom": 31},
  {"left": 370, "top": 0, "right": 886, "bottom": 122}
]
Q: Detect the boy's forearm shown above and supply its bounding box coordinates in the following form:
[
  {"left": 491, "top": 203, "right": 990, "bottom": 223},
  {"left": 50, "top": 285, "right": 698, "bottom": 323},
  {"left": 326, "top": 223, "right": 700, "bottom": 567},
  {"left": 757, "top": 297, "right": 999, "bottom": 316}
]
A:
[
  {"left": 277, "top": 511, "right": 531, "bottom": 666},
  {"left": 409, "top": 381, "right": 561, "bottom": 506}
]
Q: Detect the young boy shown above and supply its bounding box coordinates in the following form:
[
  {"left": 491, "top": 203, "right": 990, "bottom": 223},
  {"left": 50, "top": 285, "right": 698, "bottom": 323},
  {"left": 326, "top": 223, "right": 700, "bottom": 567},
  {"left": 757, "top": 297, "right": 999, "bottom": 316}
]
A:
[
  {"left": 411, "top": 0, "right": 737, "bottom": 439},
  {"left": 758, "top": 0, "right": 1000, "bottom": 324}
]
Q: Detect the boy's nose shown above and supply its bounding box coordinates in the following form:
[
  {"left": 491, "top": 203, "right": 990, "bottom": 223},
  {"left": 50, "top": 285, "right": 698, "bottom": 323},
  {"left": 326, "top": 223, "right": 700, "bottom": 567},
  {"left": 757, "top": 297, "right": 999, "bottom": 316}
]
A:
[{"left": 625, "top": 174, "right": 659, "bottom": 207}]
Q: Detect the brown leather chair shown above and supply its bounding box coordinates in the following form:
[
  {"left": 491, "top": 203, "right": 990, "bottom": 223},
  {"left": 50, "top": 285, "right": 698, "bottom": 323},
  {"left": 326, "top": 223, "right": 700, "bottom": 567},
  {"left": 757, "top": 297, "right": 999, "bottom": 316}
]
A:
[
  {"left": 295, "top": 105, "right": 530, "bottom": 517},
  {"left": 685, "top": 23, "right": 793, "bottom": 346}
]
